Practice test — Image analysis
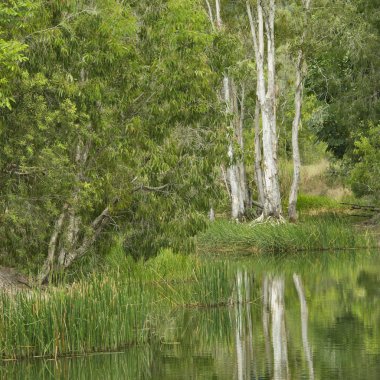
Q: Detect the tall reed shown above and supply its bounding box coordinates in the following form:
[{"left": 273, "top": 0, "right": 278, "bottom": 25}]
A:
[{"left": 0, "top": 250, "right": 234, "bottom": 360}]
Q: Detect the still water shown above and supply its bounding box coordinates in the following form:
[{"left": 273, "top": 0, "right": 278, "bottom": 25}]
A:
[{"left": 2, "top": 251, "right": 380, "bottom": 379}]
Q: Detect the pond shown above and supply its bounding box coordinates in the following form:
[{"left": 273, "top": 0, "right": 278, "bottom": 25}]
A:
[{"left": 2, "top": 250, "right": 380, "bottom": 379}]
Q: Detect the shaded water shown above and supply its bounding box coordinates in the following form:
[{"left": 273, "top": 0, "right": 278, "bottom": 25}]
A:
[{"left": 2, "top": 251, "right": 380, "bottom": 379}]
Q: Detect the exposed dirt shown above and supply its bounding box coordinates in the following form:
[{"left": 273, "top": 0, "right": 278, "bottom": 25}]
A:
[{"left": 0, "top": 266, "right": 31, "bottom": 292}]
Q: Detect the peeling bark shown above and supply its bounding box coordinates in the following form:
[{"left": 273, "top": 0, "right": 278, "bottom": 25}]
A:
[
  {"left": 247, "top": 0, "right": 282, "bottom": 218},
  {"left": 254, "top": 96, "right": 265, "bottom": 206},
  {"left": 209, "top": 0, "right": 249, "bottom": 220}
]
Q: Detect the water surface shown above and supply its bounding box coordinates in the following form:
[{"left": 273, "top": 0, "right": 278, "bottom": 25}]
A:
[{"left": 2, "top": 250, "right": 380, "bottom": 379}]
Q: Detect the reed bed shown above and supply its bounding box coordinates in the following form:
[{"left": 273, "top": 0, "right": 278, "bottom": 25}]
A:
[
  {"left": 0, "top": 250, "right": 235, "bottom": 360},
  {"left": 197, "top": 216, "right": 375, "bottom": 253}
]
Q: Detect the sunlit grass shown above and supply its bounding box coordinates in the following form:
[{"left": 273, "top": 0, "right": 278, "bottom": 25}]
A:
[{"left": 197, "top": 216, "right": 375, "bottom": 253}]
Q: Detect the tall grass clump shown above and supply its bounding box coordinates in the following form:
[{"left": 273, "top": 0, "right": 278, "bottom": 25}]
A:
[
  {"left": 0, "top": 249, "right": 235, "bottom": 360},
  {"left": 198, "top": 216, "right": 375, "bottom": 253}
]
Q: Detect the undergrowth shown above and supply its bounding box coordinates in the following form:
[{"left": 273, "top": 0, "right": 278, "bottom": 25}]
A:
[{"left": 197, "top": 215, "right": 375, "bottom": 253}]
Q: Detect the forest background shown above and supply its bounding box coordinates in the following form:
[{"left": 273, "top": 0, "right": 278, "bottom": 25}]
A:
[{"left": 0, "top": 0, "right": 379, "bottom": 282}]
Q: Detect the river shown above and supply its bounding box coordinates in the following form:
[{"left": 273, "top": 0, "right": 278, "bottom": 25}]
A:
[{"left": 2, "top": 250, "right": 380, "bottom": 379}]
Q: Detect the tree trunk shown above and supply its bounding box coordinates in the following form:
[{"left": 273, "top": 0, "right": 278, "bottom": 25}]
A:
[
  {"left": 288, "top": 50, "right": 303, "bottom": 222},
  {"left": 288, "top": 0, "right": 311, "bottom": 222},
  {"left": 208, "top": 0, "right": 248, "bottom": 220},
  {"left": 254, "top": 98, "right": 265, "bottom": 206},
  {"left": 225, "top": 76, "right": 242, "bottom": 219},
  {"left": 247, "top": 0, "right": 282, "bottom": 219},
  {"left": 37, "top": 140, "right": 112, "bottom": 284},
  {"left": 37, "top": 205, "right": 68, "bottom": 284}
]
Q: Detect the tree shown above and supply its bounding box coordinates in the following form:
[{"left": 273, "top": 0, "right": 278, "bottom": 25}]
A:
[
  {"left": 288, "top": 0, "right": 311, "bottom": 222},
  {"left": 0, "top": 1, "right": 35, "bottom": 109},
  {"left": 206, "top": 0, "right": 250, "bottom": 220},
  {"left": 0, "top": 0, "right": 221, "bottom": 280},
  {"left": 246, "top": 0, "right": 282, "bottom": 219}
]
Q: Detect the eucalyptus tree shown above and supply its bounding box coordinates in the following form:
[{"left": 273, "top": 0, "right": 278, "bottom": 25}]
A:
[
  {"left": 288, "top": 0, "right": 311, "bottom": 222},
  {"left": 0, "top": 1, "right": 35, "bottom": 109},
  {"left": 246, "top": 0, "right": 282, "bottom": 219},
  {"left": 0, "top": 0, "right": 221, "bottom": 279},
  {"left": 206, "top": 0, "right": 250, "bottom": 220}
]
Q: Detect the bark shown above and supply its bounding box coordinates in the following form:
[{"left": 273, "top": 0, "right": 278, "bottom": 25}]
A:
[
  {"left": 225, "top": 76, "right": 242, "bottom": 219},
  {"left": 288, "top": 0, "right": 311, "bottom": 222},
  {"left": 37, "top": 204, "right": 68, "bottom": 284},
  {"left": 293, "top": 274, "right": 314, "bottom": 380},
  {"left": 210, "top": 0, "right": 248, "bottom": 220},
  {"left": 288, "top": 49, "right": 303, "bottom": 222},
  {"left": 247, "top": 0, "right": 282, "bottom": 218},
  {"left": 205, "top": 0, "right": 214, "bottom": 29},
  {"left": 254, "top": 97, "right": 265, "bottom": 206},
  {"left": 37, "top": 139, "right": 112, "bottom": 284}
]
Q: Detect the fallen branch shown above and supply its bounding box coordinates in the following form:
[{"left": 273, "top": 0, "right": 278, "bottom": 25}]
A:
[{"left": 340, "top": 202, "right": 380, "bottom": 212}]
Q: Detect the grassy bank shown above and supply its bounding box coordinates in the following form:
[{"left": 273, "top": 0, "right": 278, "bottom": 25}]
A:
[
  {"left": 0, "top": 250, "right": 234, "bottom": 360},
  {"left": 197, "top": 214, "right": 375, "bottom": 253}
]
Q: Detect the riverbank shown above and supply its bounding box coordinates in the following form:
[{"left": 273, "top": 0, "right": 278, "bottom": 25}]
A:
[
  {"left": 198, "top": 194, "right": 377, "bottom": 253},
  {"left": 0, "top": 250, "right": 235, "bottom": 360},
  {"left": 1, "top": 196, "right": 378, "bottom": 361}
]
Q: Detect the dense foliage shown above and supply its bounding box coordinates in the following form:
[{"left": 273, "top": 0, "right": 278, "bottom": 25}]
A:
[{"left": 0, "top": 0, "right": 379, "bottom": 275}]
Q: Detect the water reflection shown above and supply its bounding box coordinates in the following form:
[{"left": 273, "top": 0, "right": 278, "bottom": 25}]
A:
[{"left": 2, "top": 251, "right": 380, "bottom": 379}]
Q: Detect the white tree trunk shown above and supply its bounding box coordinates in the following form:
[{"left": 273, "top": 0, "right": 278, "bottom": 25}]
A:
[
  {"left": 288, "top": 50, "right": 303, "bottom": 222},
  {"left": 254, "top": 99, "right": 265, "bottom": 206},
  {"left": 293, "top": 274, "right": 314, "bottom": 380},
  {"left": 288, "top": 0, "right": 311, "bottom": 222},
  {"left": 209, "top": 0, "right": 248, "bottom": 220},
  {"left": 247, "top": 0, "right": 282, "bottom": 218},
  {"left": 225, "top": 76, "right": 242, "bottom": 219}
]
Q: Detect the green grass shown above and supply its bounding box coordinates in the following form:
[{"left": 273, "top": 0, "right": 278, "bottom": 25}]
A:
[
  {"left": 0, "top": 249, "right": 235, "bottom": 360},
  {"left": 197, "top": 216, "right": 375, "bottom": 253},
  {"left": 296, "top": 194, "right": 341, "bottom": 211}
]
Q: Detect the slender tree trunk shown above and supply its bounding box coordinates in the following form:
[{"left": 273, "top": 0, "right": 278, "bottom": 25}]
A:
[
  {"left": 225, "top": 76, "right": 242, "bottom": 219},
  {"left": 288, "top": 50, "right": 303, "bottom": 222},
  {"left": 254, "top": 96, "right": 265, "bottom": 206},
  {"left": 247, "top": 0, "right": 282, "bottom": 219},
  {"left": 207, "top": 0, "right": 249, "bottom": 220},
  {"left": 213, "top": 0, "right": 246, "bottom": 219},
  {"left": 293, "top": 274, "right": 314, "bottom": 380},
  {"left": 288, "top": 0, "right": 311, "bottom": 222}
]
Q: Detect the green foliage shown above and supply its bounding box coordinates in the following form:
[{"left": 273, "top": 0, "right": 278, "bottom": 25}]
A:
[
  {"left": 0, "top": 0, "right": 36, "bottom": 108},
  {"left": 0, "top": 0, "right": 222, "bottom": 271},
  {"left": 350, "top": 124, "right": 380, "bottom": 201},
  {"left": 306, "top": 0, "right": 380, "bottom": 159},
  {"left": 198, "top": 216, "right": 374, "bottom": 253}
]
